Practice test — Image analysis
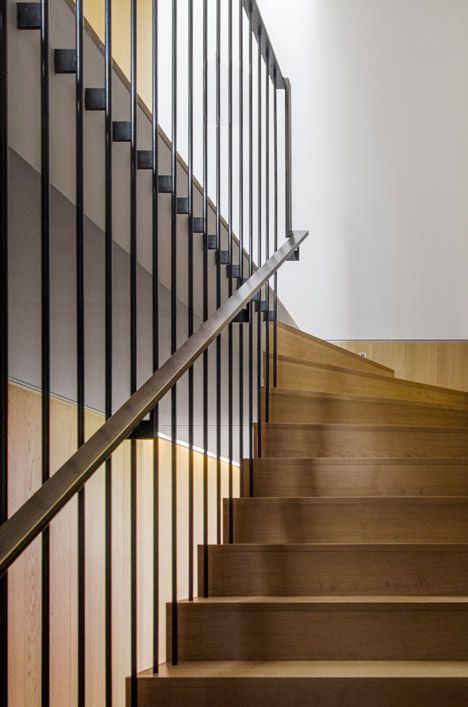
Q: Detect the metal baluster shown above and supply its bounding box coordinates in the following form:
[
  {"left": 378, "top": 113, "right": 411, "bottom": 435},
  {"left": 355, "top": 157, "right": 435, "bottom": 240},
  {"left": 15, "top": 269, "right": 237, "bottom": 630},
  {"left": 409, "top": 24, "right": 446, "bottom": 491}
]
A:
[
  {"left": 0, "top": 0, "right": 8, "bottom": 701},
  {"left": 104, "top": 0, "right": 113, "bottom": 700},
  {"left": 248, "top": 4, "right": 254, "bottom": 496},
  {"left": 130, "top": 0, "right": 138, "bottom": 698},
  {"left": 285, "top": 77, "right": 292, "bottom": 237},
  {"left": 170, "top": 0, "right": 178, "bottom": 664},
  {"left": 187, "top": 0, "right": 195, "bottom": 601},
  {"left": 215, "top": 0, "right": 222, "bottom": 544},
  {"left": 75, "top": 1, "right": 86, "bottom": 703},
  {"left": 202, "top": 0, "right": 209, "bottom": 597},
  {"left": 227, "top": 0, "right": 234, "bottom": 533},
  {"left": 264, "top": 55, "right": 270, "bottom": 423},
  {"left": 237, "top": 0, "right": 244, "bottom": 522},
  {"left": 151, "top": 0, "right": 160, "bottom": 675},
  {"left": 273, "top": 72, "right": 278, "bottom": 387},
  {"left": 256, "top": 31, "right": 262, "bottom": 457}
]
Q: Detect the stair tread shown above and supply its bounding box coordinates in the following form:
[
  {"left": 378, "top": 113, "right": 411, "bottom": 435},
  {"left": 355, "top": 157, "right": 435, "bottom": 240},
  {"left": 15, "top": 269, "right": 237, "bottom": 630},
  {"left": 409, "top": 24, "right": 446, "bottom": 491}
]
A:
[
  {"left": 205, "top": 543, "right": 468, "bottom": 552},
  {"left": 138, "top": 660, "right": 468, "bottom": 679},
  {"left": 179, "top": 595, "right": 468, "bottom": 606},
  {"left": 245, "top": 456, "right": 468, "bottom": 465},
  {"left": 259, "top": 422, "right": 468, "bottom": 432}
]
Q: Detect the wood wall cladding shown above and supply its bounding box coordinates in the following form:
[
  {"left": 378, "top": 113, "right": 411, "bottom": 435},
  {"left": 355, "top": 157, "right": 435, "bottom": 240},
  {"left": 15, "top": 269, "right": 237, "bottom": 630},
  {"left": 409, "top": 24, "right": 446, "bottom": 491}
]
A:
[
  {"left": 334, "top": 341, "right": 468, "bottom": 393},
  {"left": 7, "top": 382, "right": 238, "bottom": 707}
]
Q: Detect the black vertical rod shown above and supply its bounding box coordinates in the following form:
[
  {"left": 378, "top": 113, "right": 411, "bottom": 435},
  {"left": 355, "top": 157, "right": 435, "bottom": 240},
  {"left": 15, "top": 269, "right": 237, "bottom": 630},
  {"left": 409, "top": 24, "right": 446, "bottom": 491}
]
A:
[
  {"left": 40, "top": 1, "right": 51, "bottom": 704},
  {"left": 104, "top": 0, "right": 113, "bottom": 701},
  {"left": 0, "top": 0, "right": 7, "bottom": 701},
  {"left": 273, "top": 76, "right": 279, "bottom": 388},
  {"left": 170, "top": 0, "right": 178, "bottom": 665},
  {"left": 237, "top": 0, "right": 244, "bottom": 517},
  {"left": 130, "top": 0, "right": 138, "bottom": 698},
  {"left": 256, "top": 32, "right": 262, "bottom": 458},
  {"left": 284, "top": 77, "right": 292, "bottom": 237},
  {"left": 187, "top": 0, "right": 194, "bottom": 601},
  {"left": 75, "top": 1, "right": 85, "bottom": 704},
  {"left": 215, "top": 0, "right": 221, "bottom": 545},
  {"left": 227, "top": 0, "right": 233, "bottom": 534},
  {"left": 264, "top": 59, "right": 270, "bottom": 423},
  {"left": 151, "top": 0, "right": 160, "bottom": 672},
  {"left": 202, "top": 0, "right": 209, "bottom": 598},
  {"left": 247, "top": 5, "right": 254, "bottom": 496}
]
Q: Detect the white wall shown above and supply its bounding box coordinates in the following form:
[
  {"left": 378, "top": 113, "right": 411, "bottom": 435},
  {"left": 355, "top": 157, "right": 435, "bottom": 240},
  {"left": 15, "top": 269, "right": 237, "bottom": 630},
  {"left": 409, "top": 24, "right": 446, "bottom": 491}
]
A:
[{"left": 258, "top": 0, "right": 468, "bottom": 340}]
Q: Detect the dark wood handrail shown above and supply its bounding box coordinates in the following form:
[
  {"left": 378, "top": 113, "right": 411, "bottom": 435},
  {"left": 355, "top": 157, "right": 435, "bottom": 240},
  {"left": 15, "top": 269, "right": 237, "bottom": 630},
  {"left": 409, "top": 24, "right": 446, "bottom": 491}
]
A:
[{"left": 0, "top": 231, "right": 308, "bottom": 576}]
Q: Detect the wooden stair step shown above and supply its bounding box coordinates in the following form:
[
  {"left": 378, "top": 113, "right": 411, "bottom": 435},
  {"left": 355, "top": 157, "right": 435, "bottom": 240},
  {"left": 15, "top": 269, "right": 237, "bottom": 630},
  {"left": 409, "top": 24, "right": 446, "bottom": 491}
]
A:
[
  {"left": 267, "top": 387, "right": 468, "bottom": 426},
  {"left": 169, "top": 596, "right": 468, "bottom": 661},
  {"left": 201, "top": 543, "right": 468, "bottom": 596},
  {"left": 274, "top": 354, "right": 468, "bottom": 406},
  {"left": 224, "top": 497, "right": 468, "bottom": 543},
  {"left": 258, "top": 423, "right": 468, "bottom": 458},
  {"left": 132, "top": 661, "right": 468, "bottom": 707},
  {"left": 241, "top": 457, "right": 468, "bottom": 497},
  {"left": 275, "top": 321, "right": 395, "bottom": 377}
]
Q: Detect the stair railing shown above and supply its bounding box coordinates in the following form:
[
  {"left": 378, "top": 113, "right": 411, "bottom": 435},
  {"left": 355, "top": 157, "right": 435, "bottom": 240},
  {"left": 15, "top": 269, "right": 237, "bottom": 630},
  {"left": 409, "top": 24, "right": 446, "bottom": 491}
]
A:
[{"left": 0, "top": 0, "right": 305, "bottom": 705}]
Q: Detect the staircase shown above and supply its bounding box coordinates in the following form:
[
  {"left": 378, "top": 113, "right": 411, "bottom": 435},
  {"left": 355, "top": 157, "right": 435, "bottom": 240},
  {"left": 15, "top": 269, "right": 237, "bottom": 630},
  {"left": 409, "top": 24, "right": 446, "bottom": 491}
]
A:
[{"left": 135, "top": 322, "right": 468, "bottom": 706}]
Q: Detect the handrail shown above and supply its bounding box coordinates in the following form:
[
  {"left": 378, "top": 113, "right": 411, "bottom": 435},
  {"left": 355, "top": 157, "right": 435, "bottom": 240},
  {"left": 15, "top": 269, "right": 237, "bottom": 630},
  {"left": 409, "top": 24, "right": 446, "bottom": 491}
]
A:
[{"left": 0, "top": 231, "right": 308, "bottom": 576}]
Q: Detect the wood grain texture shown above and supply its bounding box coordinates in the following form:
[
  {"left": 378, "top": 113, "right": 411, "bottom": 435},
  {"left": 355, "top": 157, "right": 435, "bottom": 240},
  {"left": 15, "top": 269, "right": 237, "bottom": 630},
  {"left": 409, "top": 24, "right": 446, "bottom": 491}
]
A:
[
  {"left": 224, "top": 497, "right": 468, "bottom": 544},
  {"left": 169, "top": 597, "right": 468, "bottom": 661},
  {"left": 201, "top": 544, "right": 468, "bottom": 597},
  {"left": 275, "top": 322, "right": 394, "bottom": 376},
  {"left": 275, "top": 354, "right": 468, "bottom": 405},
  {"left": 258, "top": 422, "right": 468, "bottom": 458},
  {"left": 267, "top": 387, "right": 468, "bottom": 427},
  {"left": 241, "top": 457, "right": 468, "bottom": 497},
  {"left": 335, "top": 341, "right": 468, "bottom": 393}
]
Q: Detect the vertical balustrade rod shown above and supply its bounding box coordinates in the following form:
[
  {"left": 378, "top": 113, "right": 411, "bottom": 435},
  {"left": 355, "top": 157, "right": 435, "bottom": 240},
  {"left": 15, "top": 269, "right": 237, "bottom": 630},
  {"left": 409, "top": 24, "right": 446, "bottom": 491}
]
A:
[
  {"left": 273, "top": 73, "right": 278, "bottom": 387},
  {"left": 284, "top": 77, "right": 292, "bottom": 237},
  {"left": 104, "top": 0, "right": 113, "bottom": 700},
  {"left": 248, "top": 5, "right": 254, "bottom": 496},
  {"left": 129, "top": 0, "right": 138, "bottom": 698},
  {"left": 215, "top": 0, "right": 222, "bottom": 545},
  {"left": 170, "top": 0, "right": 178, "bottom": 664},
  {"left": 151, "top": 0, "right": 161, "bottom": 674},
  {"left": 237, "top": 0, "right": 244, "bottom": 526},
  {"left": 75, "top": 1, "right": 86, "bottom": 703},
  {"left": 187, "top": 0, "right": 194, "bottom": 603},
  {"left": 264, "top": 57, "right": 270, "bottom": 423},
  {"left": 227, "top": 0, "right": 234, "bottom": 530},
  {"left": 256, "top": 32, "right": 262, "bottom": 458},
  {"left": 0, "top": 0, "right": 7, "bottom": 701},
  {"left": 40, "top": 1, "right": 51, "bottom": 704},
  {"left": 202, "top": 0, "right": 209, "bottom": 597}
]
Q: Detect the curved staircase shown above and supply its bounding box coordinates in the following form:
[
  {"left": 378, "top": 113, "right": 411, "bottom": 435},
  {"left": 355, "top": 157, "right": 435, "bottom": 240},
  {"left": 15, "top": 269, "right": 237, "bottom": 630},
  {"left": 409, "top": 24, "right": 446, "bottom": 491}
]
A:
[{"left": 134, "top": 323, "right": 468, "bottom": 706}]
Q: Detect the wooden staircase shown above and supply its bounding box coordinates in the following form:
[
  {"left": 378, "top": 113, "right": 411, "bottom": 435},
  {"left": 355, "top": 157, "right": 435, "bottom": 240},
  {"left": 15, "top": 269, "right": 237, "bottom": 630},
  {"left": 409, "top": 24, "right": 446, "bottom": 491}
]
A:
[{"left": 133, "top": 323, "right": 468, "bottom": 706}]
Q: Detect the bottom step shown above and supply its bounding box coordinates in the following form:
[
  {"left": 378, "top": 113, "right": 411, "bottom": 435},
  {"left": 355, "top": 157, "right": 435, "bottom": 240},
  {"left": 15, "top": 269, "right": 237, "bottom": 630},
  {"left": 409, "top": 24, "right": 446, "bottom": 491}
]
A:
[{"left": 130, "top": 661, "right": 468, "bottom": 706}]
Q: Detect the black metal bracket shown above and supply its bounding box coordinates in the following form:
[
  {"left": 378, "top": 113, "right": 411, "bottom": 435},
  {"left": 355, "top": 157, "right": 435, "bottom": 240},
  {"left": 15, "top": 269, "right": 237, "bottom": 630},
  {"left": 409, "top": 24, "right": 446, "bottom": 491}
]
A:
[
  {"left": 54, "top": 49, "right": 77, "bottom": 74},
  {"left": 193, "top": 217, "right": 205, "bottom": 233},
  {"left": 204, "top": 234, "right": 217, "bottom": 250},
  {"left": 112, "top": 121, "right": 131, "bottom": 142},
  {"left": 287, "top": 247, "right": 300, "bottom": 261},
  {"left": 128, "top": 420, "right": 156, "bottom": 440},
  {"left": 177, "top": 197, "right": 190, "bottom": 215},
  {"left": 233, "top": 307, "right": 250, "bottom": 323},
  {"left": 216, "top": 250, "right": 230, "bottom": 265},
  {"left": 227, "top": 264, "right": 241, "bottom": 279},
  {"left": 17, "top": 3, "right": 41, "bottom": 30},
  {"left": 85, "top": 88, "right": 105, "bottom": 111},
  {"left": 255, "top": 299, "right": 268, "bottom": 313},
  {"left": 158, "top": 175, "right": 172, "bottom": 193},
  {"left": 137, "top": 150, "right": 152, "bottom": 170}
]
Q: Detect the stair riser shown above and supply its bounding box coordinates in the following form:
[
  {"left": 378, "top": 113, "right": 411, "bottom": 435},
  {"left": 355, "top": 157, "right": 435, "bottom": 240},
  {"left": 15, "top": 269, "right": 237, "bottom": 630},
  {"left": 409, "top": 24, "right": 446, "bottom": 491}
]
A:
[
  {"left": 241, "top": 463, "right": 468, "bottom": 497},
  {"left": 259, "top": 427, "right": 468, "bottom": 458},
  {"left": 130, "top": 678, "right": 468, "bottom": 707},
  {"left": 274, "top": 326, "right": 394, "bottom": 377},
  {"left": 268, "top": 394, "right": 468, "bottom": 427},
  {"left": 224, "top": 499, "right": 468, "bottom": 543},
  {"left": 170, "top": 603, "right": 468, "bottom": 661},
  {"left": 276, "top": 359, "right": 468, "bottom": 406},
  {"left": 202, "top": 547, "right": 468, "bottom": 596}
]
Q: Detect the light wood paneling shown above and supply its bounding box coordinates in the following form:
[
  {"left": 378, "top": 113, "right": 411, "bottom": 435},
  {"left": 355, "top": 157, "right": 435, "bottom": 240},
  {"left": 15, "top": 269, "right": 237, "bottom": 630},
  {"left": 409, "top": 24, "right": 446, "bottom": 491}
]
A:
[
  {"left": 335, "top": 341, "right": 468, "bottom": 392},
  {"left": 7, "top": 382, "right": 238, "bottom": 707}
]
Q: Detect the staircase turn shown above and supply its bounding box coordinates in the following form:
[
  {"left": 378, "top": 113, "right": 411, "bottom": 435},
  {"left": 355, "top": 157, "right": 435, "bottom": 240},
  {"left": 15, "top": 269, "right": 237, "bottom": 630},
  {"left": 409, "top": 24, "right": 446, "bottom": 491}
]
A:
[{"left": 134, "top": 323, "right": 468, "bottom": 706}]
